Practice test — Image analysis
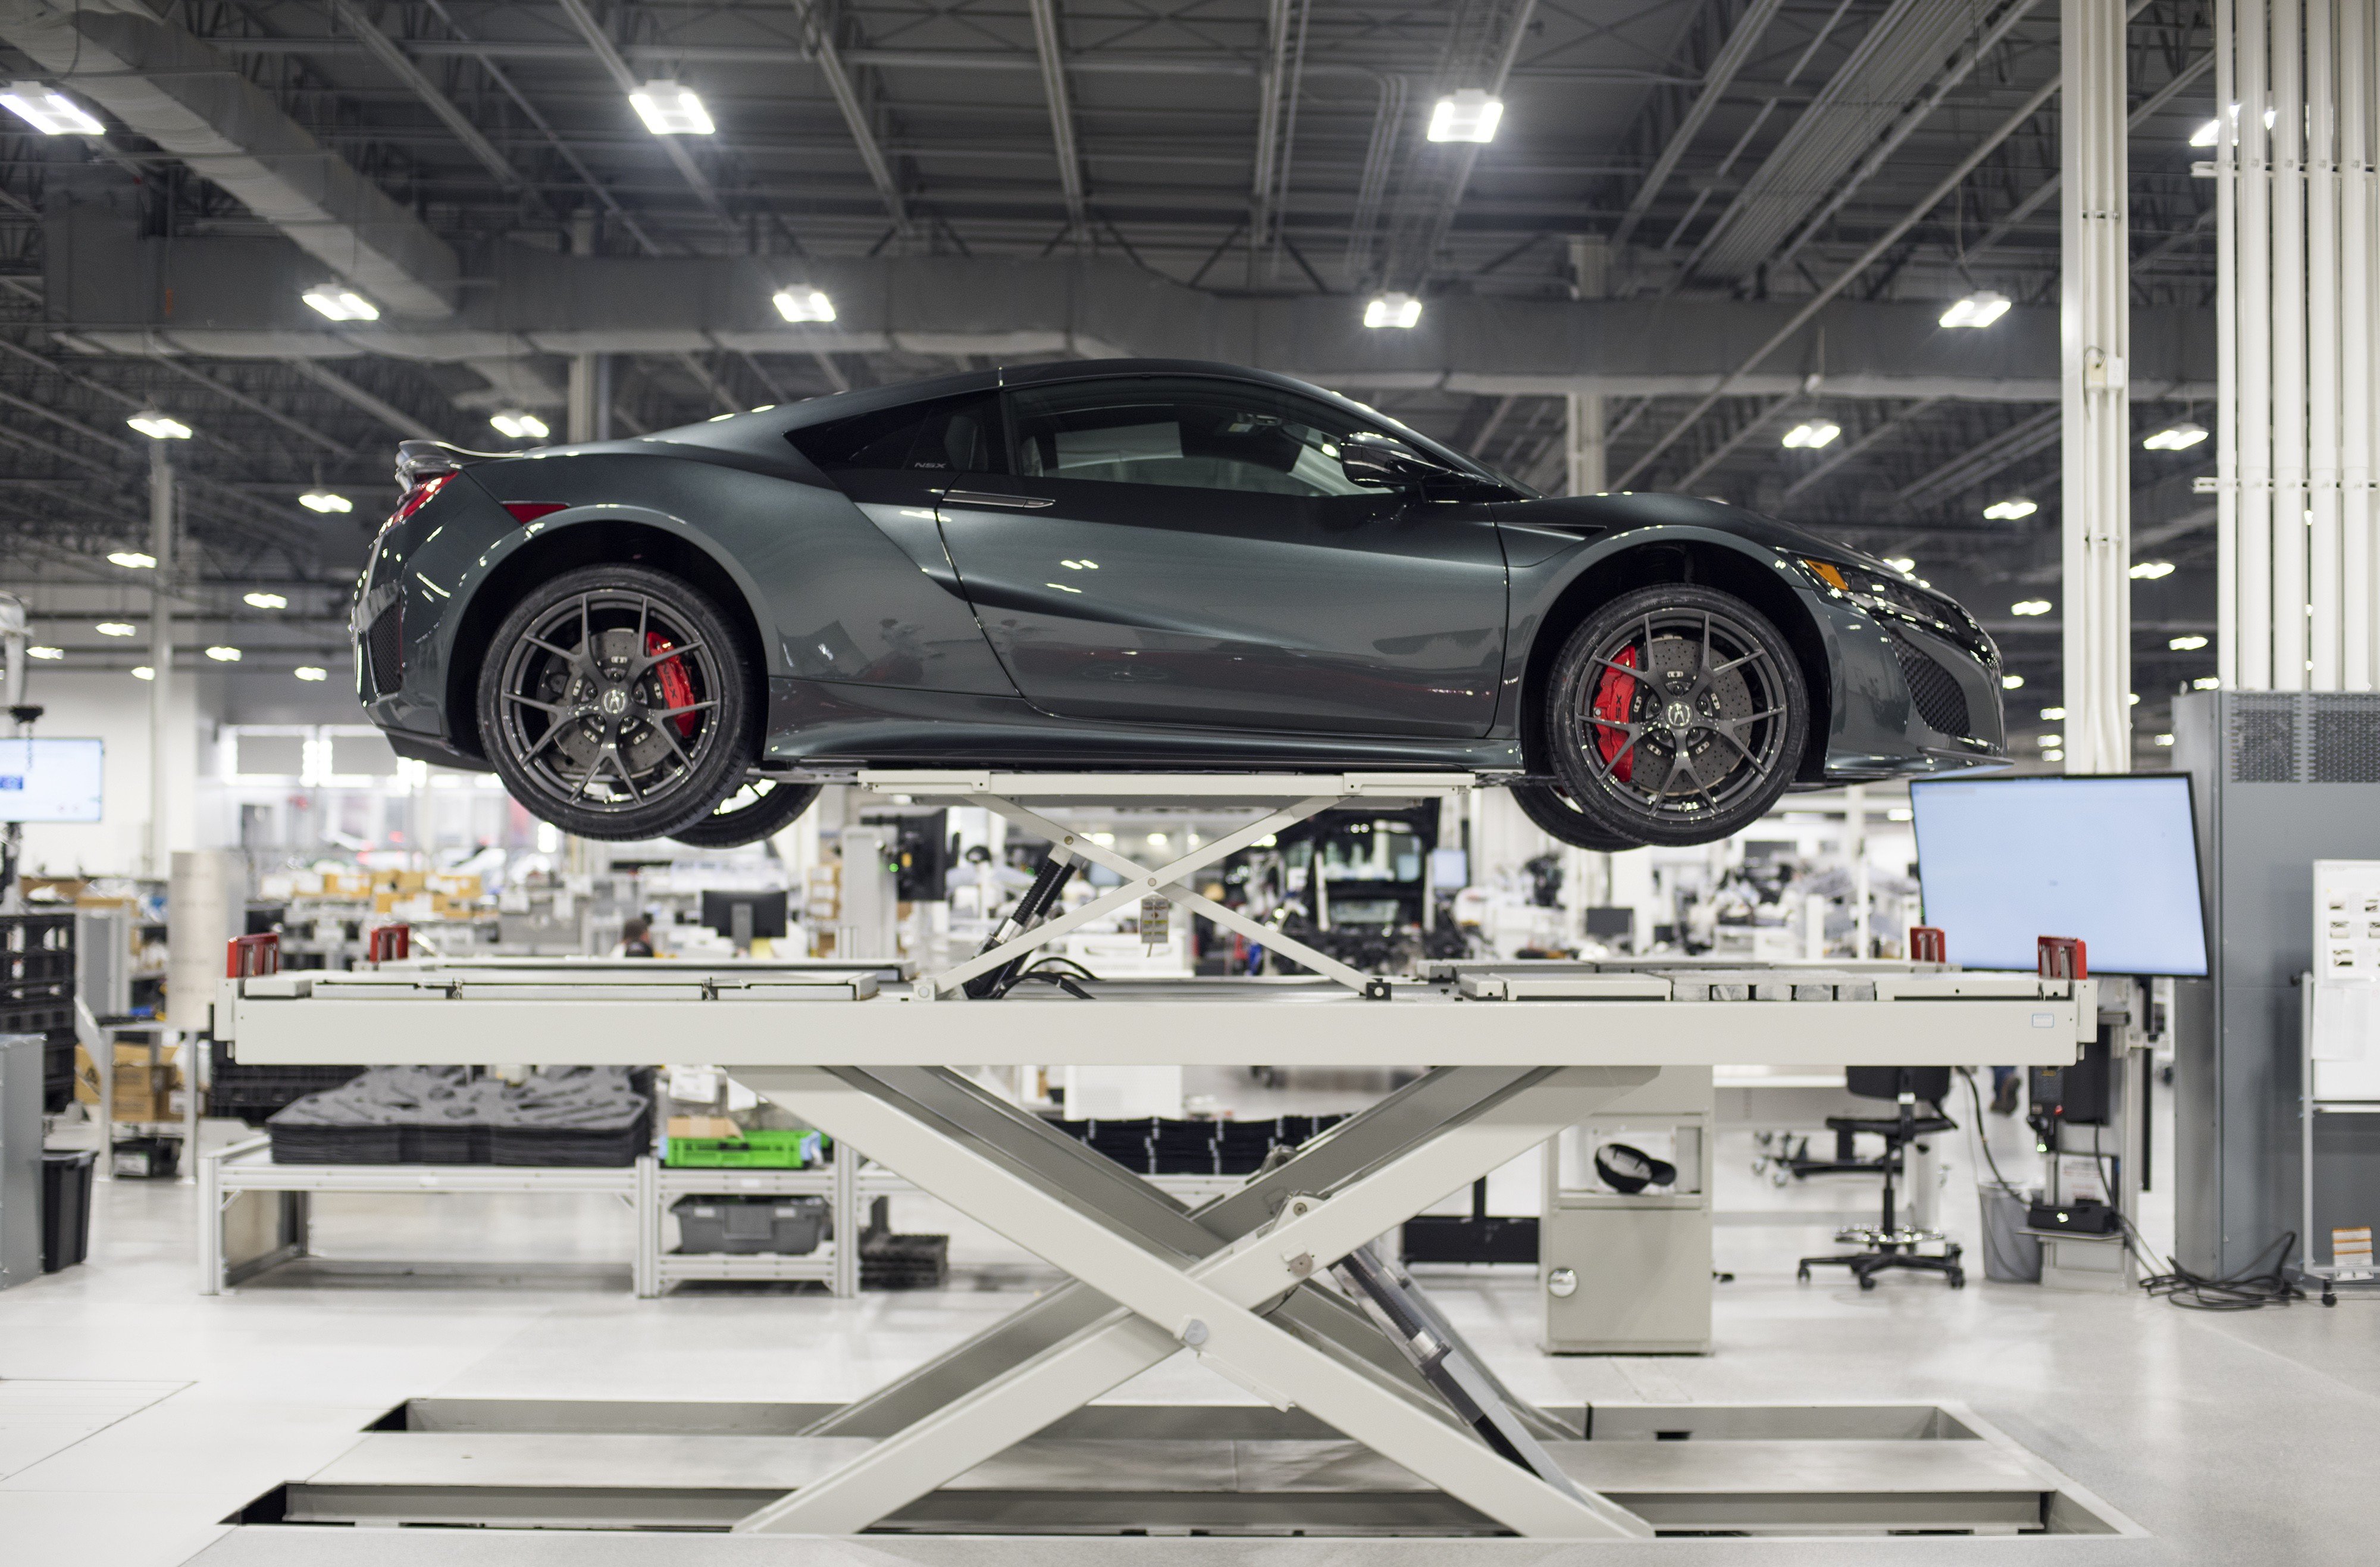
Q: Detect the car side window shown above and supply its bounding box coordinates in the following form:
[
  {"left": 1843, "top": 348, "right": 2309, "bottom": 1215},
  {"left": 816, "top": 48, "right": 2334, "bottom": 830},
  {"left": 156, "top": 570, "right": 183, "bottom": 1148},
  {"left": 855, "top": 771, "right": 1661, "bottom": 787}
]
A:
[
  {"left": 1004, "top": 379, "right": 1392, "bottom": 499},
  {"left": 787, "top": 393, "right": 1001, "bottom": 476}
]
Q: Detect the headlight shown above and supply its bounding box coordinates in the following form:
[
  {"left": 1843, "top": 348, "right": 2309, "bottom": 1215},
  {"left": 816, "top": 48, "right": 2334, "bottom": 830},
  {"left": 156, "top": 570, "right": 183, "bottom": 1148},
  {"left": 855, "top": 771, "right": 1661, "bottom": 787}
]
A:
[{"left": 1800, "top": 558, "right": 1994, "bottom": 659}]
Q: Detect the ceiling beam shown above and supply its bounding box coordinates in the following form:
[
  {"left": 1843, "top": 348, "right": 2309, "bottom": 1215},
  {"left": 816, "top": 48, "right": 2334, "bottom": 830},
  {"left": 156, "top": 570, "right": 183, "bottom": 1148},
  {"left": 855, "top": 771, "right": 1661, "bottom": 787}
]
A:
[
  {"left": 787, "top": 0, "right": 916, "bottom": 238},
  {"left": 1611, "top": 0, "right": 1787, "bottom": 249},
  {"left": 282, "top": 360, "right": 444, "bottom": 444},
  {"left": 550, "top": 0, "right": 736, "bottom": 233},
  {"left": 1026, "top": 0, "right": 1088, "bottom": 235},
  {"left": 327, "top": 0, "right": 528, "bottom": 194}
]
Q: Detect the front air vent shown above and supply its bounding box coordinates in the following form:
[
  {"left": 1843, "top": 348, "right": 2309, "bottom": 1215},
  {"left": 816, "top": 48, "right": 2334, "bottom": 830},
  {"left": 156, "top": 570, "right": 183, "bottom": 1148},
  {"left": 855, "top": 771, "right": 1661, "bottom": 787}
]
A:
[
  {"left": 365, "top": 603, "right": 404, "bottom": 698},
  {"left": 1893, "top": 639, "right": 1971, "bottom": 739}
]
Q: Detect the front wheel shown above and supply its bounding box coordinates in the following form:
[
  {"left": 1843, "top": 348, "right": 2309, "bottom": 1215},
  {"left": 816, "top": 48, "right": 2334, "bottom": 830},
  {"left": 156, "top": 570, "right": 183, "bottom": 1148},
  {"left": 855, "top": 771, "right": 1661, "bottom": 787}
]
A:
[
  {"left": 669, "top": 778, "right": 822, "bottom": 849},
  {"left": 1543, "top": 584, "right": 1808, "bottom": 848},
  {"left": 1507, "top": 781, "right": 1638, "bottom": 852},
  {"left": 477, "top": 564, "right": 753, "bottom": 842}
]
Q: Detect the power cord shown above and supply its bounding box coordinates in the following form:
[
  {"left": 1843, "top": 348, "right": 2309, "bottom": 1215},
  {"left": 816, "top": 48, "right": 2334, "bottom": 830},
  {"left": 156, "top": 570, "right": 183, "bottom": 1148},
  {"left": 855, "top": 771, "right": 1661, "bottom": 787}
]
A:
[
  {"left": 1958, "top": 1066, "right": 2019, "bottom": 1193},
  {"left": 2137, "top": 1230, "right": 2305, "bottom": 1310}
]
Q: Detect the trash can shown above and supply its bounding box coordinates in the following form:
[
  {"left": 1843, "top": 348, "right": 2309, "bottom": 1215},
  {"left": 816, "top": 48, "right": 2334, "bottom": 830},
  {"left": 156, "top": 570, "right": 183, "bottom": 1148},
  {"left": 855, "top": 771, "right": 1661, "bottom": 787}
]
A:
[
  {"left": 42, "top": 1148, "right": 96, "bottom": 1273},
  {"left": 1978, "top": 1183, "right": 2041, "bottom": 1283}
]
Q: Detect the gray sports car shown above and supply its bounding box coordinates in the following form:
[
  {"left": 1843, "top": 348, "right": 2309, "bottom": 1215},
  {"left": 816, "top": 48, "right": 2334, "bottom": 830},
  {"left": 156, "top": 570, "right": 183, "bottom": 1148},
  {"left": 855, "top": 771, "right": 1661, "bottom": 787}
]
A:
[{"left": 353, "top": 359, "right": 2006, "bottom": 848}]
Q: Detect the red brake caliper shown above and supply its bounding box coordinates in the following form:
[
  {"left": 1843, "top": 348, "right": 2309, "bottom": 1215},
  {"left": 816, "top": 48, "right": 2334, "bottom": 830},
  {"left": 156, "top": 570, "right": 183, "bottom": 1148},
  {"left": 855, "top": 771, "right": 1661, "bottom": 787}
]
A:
[
  {"left": 645, "top": 633, "right": 697, "bottom": 736},
  {"left": 1590, "top": 646, "right": 1639, "bottom": 783}
]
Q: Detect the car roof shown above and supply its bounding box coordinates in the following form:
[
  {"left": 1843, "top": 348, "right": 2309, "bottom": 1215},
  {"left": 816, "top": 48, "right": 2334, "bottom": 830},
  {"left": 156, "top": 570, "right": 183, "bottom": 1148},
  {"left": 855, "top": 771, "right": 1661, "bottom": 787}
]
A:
[{"left": 632, "top": 359, "right": 1507, "bottom": 485}]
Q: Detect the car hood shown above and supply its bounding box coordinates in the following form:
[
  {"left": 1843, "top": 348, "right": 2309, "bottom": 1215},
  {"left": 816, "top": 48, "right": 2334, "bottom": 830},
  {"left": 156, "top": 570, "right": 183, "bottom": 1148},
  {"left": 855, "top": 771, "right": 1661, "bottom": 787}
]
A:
[{"left": 1503, "top": 492, "right": 1879, "bottom": 565}]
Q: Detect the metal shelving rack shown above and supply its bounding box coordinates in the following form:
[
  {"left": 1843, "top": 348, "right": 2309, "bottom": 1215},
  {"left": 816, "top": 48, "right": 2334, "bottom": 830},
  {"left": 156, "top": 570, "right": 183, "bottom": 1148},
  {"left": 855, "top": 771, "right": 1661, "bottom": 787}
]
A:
[{"left": 653, "top": 1155, "right": 855, "bottom": 1296}]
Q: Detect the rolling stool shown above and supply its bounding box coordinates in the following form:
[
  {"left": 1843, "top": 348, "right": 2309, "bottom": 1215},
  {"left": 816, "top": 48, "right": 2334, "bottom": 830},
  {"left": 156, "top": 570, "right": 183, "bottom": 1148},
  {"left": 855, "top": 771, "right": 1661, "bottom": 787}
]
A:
[{"left": 1792, "top": 1066, "right": 1964, "bottom": 1290}]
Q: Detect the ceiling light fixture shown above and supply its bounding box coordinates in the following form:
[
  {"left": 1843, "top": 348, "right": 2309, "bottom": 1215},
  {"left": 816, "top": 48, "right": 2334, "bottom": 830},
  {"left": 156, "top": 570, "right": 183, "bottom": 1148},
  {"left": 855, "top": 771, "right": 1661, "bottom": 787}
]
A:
[
  {"left": 2143, "top": 421, "right": 2209, "bottom": 451},
  {"left": 1363, "top": 292, "right": 1423, "bottom": 329},
  {"left": 301, "top": 285, "right": 379, "bottom": 322},
  {"left": 1983, "top": 498, "right": 2038, "bottom": 521},
  {"left": 1426, "top": 89, "right": 1504, "bottom": 144},
  {"left": 131, "top": 666, "right": 154, "bottom": 681},
  {"left": 1939, "top": 290, "right": 2012, "bottom": 329},
  {"left": 1, "top": 81, "right": 104, "bottom": 136},
  {"left": 205, "top": 645, "right": 242, "bottom": 662},
  {"left": 295, "top": 666, "right": 328, "bottom": 682},
  {"left": 2156, "top": 733, "right": 2176, "bottom": 746},
  {"left": 126, "top": 409, "right": 192, "bottom": 440},
  {"left": 2130, "top": 559, "right": 2177, "bottom": 579},
  {"left": 245, "top": 592, "right": 288, "bottom": 610},
  {"left": 2193, "top": 675, "right": 2222, "bottom": 690},
  {"left": 2002, "top": 674, "right": 2025, "bottom": 689},
  {"left": 2011, "top": 599, "right": 2053, "bottom": 616},
  {"left": 2191, "top": 118, "right": 2220, "bottom": 146},
  {"left": 2170, "top": 633, "right": 2209, "bottom": 650},
  {"left": 630, "top": 80, "right": 713, "bottom": 135},
  {"left": 2040, "top": 706, "right": 2068, "bottom": 720},
  {"left": 1780, "top": 420, "right": 1841, "bottom": 449},
  {"left": 772, "top": 286, "right": 837, "bottom": 324},
  {"left": 95, "top": 622, "right": 136, "bottom": 637},
  {"left": 27, "top": 645, "right": 63, "bottom": 661},
  {"left": 489, "top": 411, "right": 550, "bottom": 440},
  {"left": 299, "top": 491, "right": 352, "bottom": 514},
  {"left": 108, "top": 551, "right": 156, "bottom": 570}
]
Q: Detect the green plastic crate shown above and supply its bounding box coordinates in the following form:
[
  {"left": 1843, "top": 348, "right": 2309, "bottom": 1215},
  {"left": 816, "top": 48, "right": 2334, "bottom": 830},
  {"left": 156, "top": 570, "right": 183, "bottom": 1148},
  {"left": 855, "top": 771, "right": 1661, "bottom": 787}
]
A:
[{"left": 663, "top": 1128, "right": 827, "bottom": 1168}]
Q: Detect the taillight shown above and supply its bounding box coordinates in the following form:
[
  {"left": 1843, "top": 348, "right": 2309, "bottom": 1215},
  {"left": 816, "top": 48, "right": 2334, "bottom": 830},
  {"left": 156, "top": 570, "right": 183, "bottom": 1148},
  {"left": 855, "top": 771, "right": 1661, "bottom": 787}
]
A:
[{"left": 389, "top": 473, "right": 451, "bottom": 527}]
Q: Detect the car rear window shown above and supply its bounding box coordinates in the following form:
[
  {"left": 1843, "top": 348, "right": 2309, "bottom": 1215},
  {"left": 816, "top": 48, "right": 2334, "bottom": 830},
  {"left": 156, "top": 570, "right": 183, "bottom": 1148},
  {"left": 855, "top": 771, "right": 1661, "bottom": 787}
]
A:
[{"left": 787, "top": 393, "right": 1001, "bottom": 475}]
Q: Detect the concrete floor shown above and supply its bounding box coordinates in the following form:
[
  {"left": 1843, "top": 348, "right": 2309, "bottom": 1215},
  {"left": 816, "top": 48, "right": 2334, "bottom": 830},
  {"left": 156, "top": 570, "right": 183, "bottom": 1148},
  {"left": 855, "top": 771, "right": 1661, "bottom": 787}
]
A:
[{"left": 2, "top": 1072, "right": 2375, "bottom": 1565}]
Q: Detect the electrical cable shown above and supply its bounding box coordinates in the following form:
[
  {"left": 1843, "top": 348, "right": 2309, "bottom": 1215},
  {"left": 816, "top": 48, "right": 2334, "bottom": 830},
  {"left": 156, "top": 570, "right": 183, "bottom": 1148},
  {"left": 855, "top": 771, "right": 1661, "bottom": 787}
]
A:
[
  {"left": 1958, "top": 1066, "right": 2020, "bottom": 1194},
  {"left": 2137, "top": 1230, "right": 2305, "bottom": 1310}
]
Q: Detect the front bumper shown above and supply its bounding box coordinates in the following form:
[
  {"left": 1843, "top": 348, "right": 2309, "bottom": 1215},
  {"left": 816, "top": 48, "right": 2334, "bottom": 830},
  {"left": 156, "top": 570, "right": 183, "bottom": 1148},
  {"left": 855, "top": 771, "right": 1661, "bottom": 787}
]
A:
[{"left": 1811, "top": 597, "right": 2008, "bottom": 780}]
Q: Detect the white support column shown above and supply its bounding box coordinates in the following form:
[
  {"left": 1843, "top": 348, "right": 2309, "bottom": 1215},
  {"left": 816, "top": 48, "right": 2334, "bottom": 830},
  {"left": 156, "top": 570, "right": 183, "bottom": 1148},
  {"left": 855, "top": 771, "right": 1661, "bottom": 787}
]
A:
[
  {"left": 1566, "top": 236, "right": 1608, "bottom": 496},
  {"left": 2307, "top": 0, "right": 2343, "bottom": 689},
  {"left": 2218, "top": 0, "right": 2242, "bottom": 690},
  {"left": 2343, "top": 0, "right": 2377, "bottom": 687},
  {"left": 2271, "top": 0, "right": 2310, "bottom": 690},
  {"left": 2061, "top": 0, "right": 2132, "bottom": 773},
  {"left": 567, "top": 354, "right": 599, "bottom": 445},
  {"left": 2238, "top": 1, "right": 2276, "bottom": 689},
  {"left": 147, "top": 440, "right": 176, "bottom": 877}
]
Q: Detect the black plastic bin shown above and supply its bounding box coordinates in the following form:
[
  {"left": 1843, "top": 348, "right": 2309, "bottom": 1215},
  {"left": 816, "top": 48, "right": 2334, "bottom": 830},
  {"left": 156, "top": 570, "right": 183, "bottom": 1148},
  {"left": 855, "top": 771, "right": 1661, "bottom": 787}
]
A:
[{"left": 42, "top": 1149, "right": 96, "bottom": 1272}]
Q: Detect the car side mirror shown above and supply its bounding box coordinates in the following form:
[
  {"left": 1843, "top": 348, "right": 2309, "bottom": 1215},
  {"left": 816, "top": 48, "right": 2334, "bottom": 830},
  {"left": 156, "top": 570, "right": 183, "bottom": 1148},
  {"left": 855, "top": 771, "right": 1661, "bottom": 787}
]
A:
[{"left": 1339, "top": 433, "right": 1455, "bottom": 489}]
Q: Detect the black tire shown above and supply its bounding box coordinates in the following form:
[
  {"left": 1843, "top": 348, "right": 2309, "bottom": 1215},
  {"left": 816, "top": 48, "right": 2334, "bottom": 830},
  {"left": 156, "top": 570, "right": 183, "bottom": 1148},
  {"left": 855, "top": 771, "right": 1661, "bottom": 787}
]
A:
[
  {"left": 669, "top": 778, "right": 823, "bottom": 849},
  {"left": 1507, "top": 781, "right": 1639, "bottom": 852},
  {"left": 1543, "top": 584, "right": 1808, "bottom": 848},
  {"left": 477, "top": 564, "right": 753, "bottom": 842}
]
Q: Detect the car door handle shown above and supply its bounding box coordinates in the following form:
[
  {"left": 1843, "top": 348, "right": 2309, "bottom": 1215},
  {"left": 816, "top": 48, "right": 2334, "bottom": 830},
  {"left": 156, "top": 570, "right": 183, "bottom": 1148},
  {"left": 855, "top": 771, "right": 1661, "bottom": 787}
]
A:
[{"left": 940, "top": 490, "right": 1056, "bottom": 509}]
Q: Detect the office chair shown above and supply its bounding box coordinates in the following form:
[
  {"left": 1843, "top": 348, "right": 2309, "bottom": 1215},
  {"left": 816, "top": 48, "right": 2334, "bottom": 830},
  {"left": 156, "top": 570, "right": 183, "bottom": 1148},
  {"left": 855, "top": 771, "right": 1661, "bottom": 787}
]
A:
[{"left": 1792, "top": 1066, "right": 1965, "bottom": 1290}]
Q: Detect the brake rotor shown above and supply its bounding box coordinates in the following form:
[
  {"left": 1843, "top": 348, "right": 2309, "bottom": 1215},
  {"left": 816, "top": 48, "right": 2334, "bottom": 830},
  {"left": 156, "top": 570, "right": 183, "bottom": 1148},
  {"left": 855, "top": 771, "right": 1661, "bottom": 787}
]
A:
[{"left": 1620, "top": 631, "right": 1759, "bottom": 799}]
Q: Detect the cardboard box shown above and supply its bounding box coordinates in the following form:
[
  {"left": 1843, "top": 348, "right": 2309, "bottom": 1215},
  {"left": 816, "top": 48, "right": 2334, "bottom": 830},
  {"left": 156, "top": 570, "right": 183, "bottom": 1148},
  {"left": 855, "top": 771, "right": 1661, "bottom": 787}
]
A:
[
  {"left": 73, "top": 1041, "right": 185, "bottom": 1122},
  {"left": 667, "top": 1115, "right": 743, "bottom": 1141}
]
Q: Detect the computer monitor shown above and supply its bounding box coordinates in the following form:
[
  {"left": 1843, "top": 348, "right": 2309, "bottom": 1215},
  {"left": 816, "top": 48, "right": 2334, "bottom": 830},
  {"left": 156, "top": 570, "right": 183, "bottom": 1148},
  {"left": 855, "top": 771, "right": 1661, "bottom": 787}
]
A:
[
  {"left": 1583, "top": 906, "right": 1636, "bottom": 940},
  {"left": 699, "top": 890, "right": 790, "bottom": 946},
  {"left": 0, "top": 738, "right": 103, "bottom": 822},
  {"left": 1429, "top": 847, "right": 1469, "bottom": 888},
  {"left": 1908, "top": 774, "right": 2209, "bottom": 976}
]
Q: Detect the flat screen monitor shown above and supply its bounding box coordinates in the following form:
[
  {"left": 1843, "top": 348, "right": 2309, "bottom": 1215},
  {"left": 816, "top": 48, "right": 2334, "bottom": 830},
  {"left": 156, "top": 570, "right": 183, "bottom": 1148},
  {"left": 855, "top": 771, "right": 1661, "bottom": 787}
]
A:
[
  {"left": 0, "top": 738, "right": 104, "bottom": 822},
  {"left": 1429, "top": 847, "right": 1469, "bottom": 888},
  {"left": 1908, "top": 774, "right": 2209, "bottom": 976},
  {"left": 700, "top": 889, "right": 790, "bottom": 943}
]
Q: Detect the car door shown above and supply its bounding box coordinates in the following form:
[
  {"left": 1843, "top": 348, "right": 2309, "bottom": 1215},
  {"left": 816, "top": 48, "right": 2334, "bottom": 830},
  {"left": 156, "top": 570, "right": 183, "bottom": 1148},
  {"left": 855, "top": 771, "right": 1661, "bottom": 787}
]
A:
[{"left": 933, "top": 375, "right": 1508, "bottom": 737}]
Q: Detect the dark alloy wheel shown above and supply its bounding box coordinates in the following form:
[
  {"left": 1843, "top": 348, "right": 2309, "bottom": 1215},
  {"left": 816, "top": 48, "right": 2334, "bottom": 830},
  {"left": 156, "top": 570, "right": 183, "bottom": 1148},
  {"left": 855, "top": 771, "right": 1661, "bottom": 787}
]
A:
[
  {"left": 1507, "top": 781, "right": 1639, "bottom": 852},
  {"left": 477, "top": 565, "right": 753, "bottom": 841},
  {"left": 669, "top": 777, "right": 823, "bottom": 849},
  {"left": 1543, "top": 584, "right": 1808, "bottom": 848}
]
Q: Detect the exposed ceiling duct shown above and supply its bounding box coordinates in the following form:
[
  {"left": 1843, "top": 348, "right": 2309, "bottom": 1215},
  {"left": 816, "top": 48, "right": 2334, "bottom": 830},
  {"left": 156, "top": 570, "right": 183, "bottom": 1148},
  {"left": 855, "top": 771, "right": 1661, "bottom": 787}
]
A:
[{"left": 0, "top": 0, "right": 458, "bottom": 318}]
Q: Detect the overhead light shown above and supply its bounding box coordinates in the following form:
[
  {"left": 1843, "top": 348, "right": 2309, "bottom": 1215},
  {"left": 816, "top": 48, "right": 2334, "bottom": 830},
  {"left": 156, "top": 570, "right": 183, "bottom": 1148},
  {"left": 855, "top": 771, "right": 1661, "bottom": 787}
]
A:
[
  {"left": 127, "top": 409, "right": 192, "bottom": 440},
  {"left": 1939, "top": 291, "right": 2012, "bottom": 329},
  {"left": 301, "top": 285, "right": 379, "bottom": 322},
  {"left": 131, "top": 665, "right": 154, "bottom": 681},
  {"left": 1363, "top": 292, "right": 1423, "bottom": 329},
  {"left": 2193, "top": 675, "right": 2222, "bottom": 690},
  {"left": 2011, "top": 599, "right": 2053, "bottom": 616},
  {"left": 2042, "top": 749, "right": 2064, "bottom": 763},
  {"left": 245, "top": 592, "right": 289, "bottom": 610},
  {"left": 108, "top": 551, "right": 156, "bottom": 570},
  {"left": 1983, "top": 498, "right": 2038, "bottom": 521},
  {"left": 2191, "top": 118, "right": 2221, "bottom": 147},
  {"left": 2143, "top": 422, "right": 2208, "bottom": 451},
  {"left": 1, "top": 81, "right": 104, "bottom": 136},
  {"left": 630, "top": 80, "right": 713, "bottom": 135},
  {"left": 772, "top": 286, "right": 837, "bottom": 324},
  {"left": 2156, "top": 733, "right": 2176, "bottom": 746},
  {"left": 1426, "top": 89, "right": 1504, "bottom": 144},
  {"left": 2128, "top": 691, "right": 2142, "bottom": 705},
  {"left": 2002, "top": 674, "right": 2025, "bottom": 689},
  {"left": 295, "top": 666, "right": 328, "bottom": 682},
  {"left": 95, "top": 621, "right": 137, "bottom": 637},
  {"left": 205, "top": 645, "right": 242, "bottom": 662},
  {"left": 27, "top": 645, "right": 63, "bottom": 661},
  {"left": 2130, "top": 559, "right": 2176, "bottom": 579},
  {"left": 1781, "top": 420, "right": 1841, "bottom": 449},
  {"left": 489, "top": 411, "right": 550, "bottom": 440},
  {"left": 2170, "top": 633, "right": 2209, "bottom": 650},
  {"left": 2040, "top": 706, "right": 2067, "bottom": 720},
  {"left": 1883, "top": 556, "right": 1916, "bottom": 573},
  {"left": 299, "top": 490, "right": 352, "bottom": 514},
  {"left": 2037, "top": 734, "right": 2063, "bottom": 749}
]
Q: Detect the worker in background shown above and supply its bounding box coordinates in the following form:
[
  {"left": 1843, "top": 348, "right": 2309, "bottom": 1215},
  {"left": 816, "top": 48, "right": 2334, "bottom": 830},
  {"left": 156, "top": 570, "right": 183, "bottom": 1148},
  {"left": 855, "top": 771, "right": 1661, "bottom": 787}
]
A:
[{"left": 620, "top": 915, "right": 658, "bottom": 958}]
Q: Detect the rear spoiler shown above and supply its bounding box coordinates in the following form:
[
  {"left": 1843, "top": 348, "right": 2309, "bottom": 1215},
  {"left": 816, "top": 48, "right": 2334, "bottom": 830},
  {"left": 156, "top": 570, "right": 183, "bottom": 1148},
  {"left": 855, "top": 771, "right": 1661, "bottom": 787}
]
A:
[{"left": 394, "top": 439, "right": 506, "bottom": 488}]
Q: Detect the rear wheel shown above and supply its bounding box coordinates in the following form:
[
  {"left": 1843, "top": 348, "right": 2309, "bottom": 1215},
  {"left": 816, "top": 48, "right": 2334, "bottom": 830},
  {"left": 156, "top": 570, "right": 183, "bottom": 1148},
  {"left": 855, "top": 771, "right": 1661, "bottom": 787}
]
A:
[
  {"left": 669, "top": 778, "right": 822, "bottom": 849},
  {"left": 477, "top": 565, "right": 752, "bottom": 842},
  {"left": 1543, "top": 584, "right": 1808, "bottom": 847}
]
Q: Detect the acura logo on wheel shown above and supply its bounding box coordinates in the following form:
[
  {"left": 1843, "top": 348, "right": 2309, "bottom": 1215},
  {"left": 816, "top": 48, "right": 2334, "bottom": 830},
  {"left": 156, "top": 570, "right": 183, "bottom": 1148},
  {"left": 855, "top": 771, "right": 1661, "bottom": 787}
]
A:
[
  {"left": 599, "top": 686, "right": 629, "bottom": 717},
  {"left": 1663, "top": 700, "right": 1693, "bottom": 729}
]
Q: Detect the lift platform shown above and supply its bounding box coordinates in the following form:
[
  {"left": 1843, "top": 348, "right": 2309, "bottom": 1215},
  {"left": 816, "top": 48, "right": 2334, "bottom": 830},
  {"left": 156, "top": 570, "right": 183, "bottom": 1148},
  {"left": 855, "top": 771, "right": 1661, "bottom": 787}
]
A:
[{"left": 208, "top": 774, "right": 2121, "bottom": 1544}]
